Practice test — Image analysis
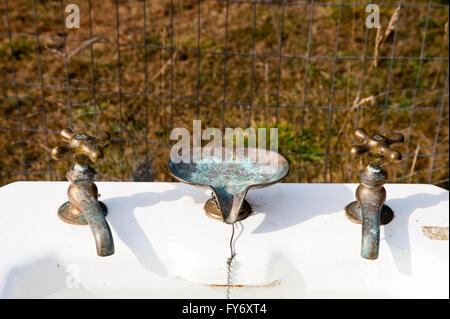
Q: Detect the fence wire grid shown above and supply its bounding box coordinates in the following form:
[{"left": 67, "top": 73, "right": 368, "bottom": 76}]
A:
[{"left": 0, "top": 0, "right": 449, "bottom": 188}]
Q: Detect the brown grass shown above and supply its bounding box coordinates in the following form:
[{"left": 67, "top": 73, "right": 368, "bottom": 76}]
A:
[{"left": 0, "top": 0, "right": 448, "bottom": 188}]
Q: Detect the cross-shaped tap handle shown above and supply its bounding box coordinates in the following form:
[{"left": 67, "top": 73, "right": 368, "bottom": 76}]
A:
[
  {"left": 51, "top": 128, "right": 111, "bottom": 165},
  {"left": 350, "top": 128, "right": 404, "bottom": 164}
]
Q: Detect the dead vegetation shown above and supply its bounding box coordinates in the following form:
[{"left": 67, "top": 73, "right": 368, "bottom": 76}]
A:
[{"left": 0, "top": 0, "right": 448, "bottom": 188}]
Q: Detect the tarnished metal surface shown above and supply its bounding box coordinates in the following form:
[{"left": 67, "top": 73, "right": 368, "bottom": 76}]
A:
[
  {"left": 51, "top": 128, "right": 111, "bottom": 166},
  {"left": 204, "top": 197, "right": 252, "bottom": 222},
  {"left": 351, "top": 128, "right": 404, "bottom": 166},
  {"left": 168, "top": 147, "right": 290, "bottom": 224},
  {"left": 58, "top": 201, "right": 107, "bottom": 225},
  {"left": 51, "top": 128, "right": 114, "bottom": 257},
  {"left": 345, "top": 128, "right": 404, "bottom": 260},
  {"left": 345, "top": 202, "right": 394, "bottom": 226}
]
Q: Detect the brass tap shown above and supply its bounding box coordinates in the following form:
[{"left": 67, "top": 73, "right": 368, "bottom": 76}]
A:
[
  {"left": 51, "top": 128, "right": 114, "bottom": 257},
  {"left": 350, "top": 128, "right": 404, "bottom": 167},
  {"left": 51, "top": 128, "right": 111, "bottom": 165},
  {"left": 345, "top": 128, "right": 404, "bottom": 260}
]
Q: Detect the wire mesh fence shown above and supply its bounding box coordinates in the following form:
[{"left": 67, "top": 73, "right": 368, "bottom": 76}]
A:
[{"left": 0, "top": 0, "right": 448, "bottom": 188}]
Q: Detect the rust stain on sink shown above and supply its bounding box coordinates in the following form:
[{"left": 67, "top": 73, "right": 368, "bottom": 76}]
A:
[
  {"left": 422, "top": 226, "right": 449, "bottom": 240},
  {"left": 210, "top": 279, "right": 281, "bottom": 288}
]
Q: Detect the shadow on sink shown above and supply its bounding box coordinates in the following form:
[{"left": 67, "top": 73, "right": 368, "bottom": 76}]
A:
[
  {"left": 250, "top": 185, "right": 448, "bottom": 276},
  {"left": 249, "top": 185, "right": 353, "bottom": 233},
  {"left": 0, "top": 256, "right": 94, "bottom": 298},
  {"left": 385, "top": 191, "right": 449, "bottom": 275},
  {"left": 104, "top": 185, "right": 208, "bottom": 278}
]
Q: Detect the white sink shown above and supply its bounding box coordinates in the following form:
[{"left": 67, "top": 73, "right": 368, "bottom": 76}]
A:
[{"left": 0, "top": 182, "right": 448, "bottom": 298}]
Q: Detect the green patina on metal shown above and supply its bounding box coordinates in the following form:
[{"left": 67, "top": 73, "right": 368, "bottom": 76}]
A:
[
  {"left": 51, "top": 128, "right": 114, "bottom": 257},
  {"left": 345, "top": 128, "right": 403, "bottom": 260},
  {"left": 169, "top": 147, "right": 290, "bottom": 224}
]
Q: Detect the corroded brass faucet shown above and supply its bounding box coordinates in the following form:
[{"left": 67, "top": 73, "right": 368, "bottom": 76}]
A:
[
  {"left": 345, "top": 128, "right": 404, "bottom": 260},
  {"left": 51, "top": 128, "right": 114, "bottom": 257}
]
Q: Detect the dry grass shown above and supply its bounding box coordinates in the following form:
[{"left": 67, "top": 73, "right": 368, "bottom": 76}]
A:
[{"left": 0, "top": 0, "right": 448, "bottom": 188}]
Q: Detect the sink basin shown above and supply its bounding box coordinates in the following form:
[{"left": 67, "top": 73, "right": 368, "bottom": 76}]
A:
[{"left": 0, "top": 182, "right": 448, "bottom": 298}]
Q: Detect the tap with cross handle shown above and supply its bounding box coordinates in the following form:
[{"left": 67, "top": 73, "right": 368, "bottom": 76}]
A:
[
  {"left": 345, "top": 128, "right": 404, "bottom": 260},
  {"left": 51, "top": 128, "right": 114, "bottom": 257}
]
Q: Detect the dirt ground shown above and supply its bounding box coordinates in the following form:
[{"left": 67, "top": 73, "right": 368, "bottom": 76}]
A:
[{"left": 0, "top": 0, "right": 448, "bottom": 188}]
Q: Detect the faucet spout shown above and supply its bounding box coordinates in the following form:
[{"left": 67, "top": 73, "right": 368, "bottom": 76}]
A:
[
  {"left": 80, "top": 199, "right": 115, "bottom": 257},
  {"left": 354, "top": 165, "right": 388, "bottom": 260},
  {"left": 357, "top": 184, "right": 386, "bottom": 259},
  {"left": 65, "top": 166, "right": 115, "bottom": 257}
]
